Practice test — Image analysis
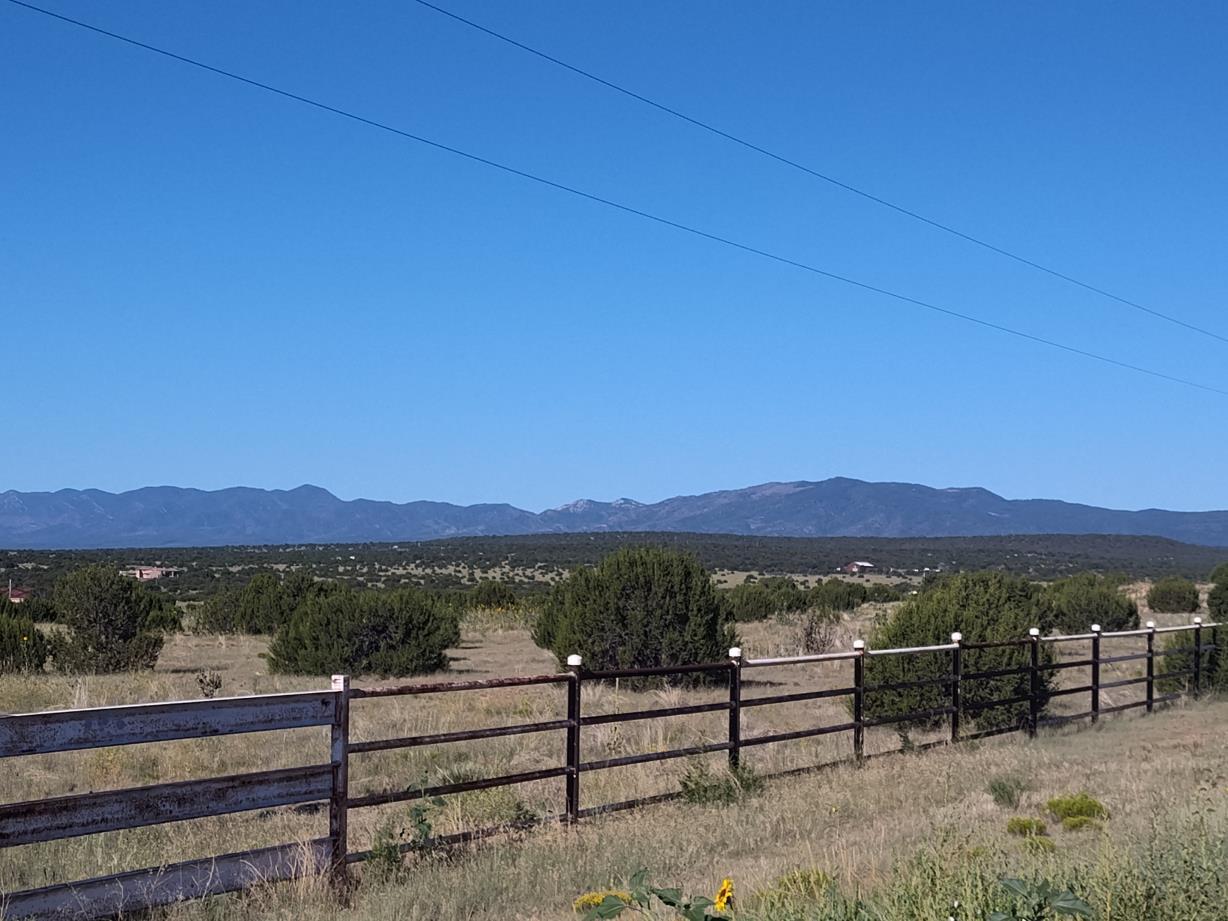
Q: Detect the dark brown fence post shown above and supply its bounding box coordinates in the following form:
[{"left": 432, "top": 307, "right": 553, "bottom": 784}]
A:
[
  {"left": 1090, "top": 624, "right": 1101, "bottom": 724},
  {"left": 728, "top": 646, "right": 742, "bottom": 770},
  {"left": 1145, "top": 620, "right": 1156, "bottom": 713},
  {"left": 1192, "top": 618, "right": 1203, "bottom": 696},
  {"left": 1027, "top": 628, "right": 1040, "bottom": 738},
  {"left": 329, "top": 674, "right": 350, "bottom": 888},
  {"left": 950, "top": 631, "right": 962, "bottom": 743},
  {"left": 565, "top": 654, "right": 582, "bottom": 824},
  {"left": 852, "top": 639, "right": 866, "bottom": 761}
]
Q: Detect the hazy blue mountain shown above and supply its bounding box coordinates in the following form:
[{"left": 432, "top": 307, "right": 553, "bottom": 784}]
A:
[{"left": 2, "top": 477, "right": 1227, "bottom": 549}]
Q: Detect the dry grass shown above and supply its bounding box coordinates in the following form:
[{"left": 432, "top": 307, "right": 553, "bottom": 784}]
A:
[{"left": 0, "top": 607, "right": 1220, "bottom": 919}]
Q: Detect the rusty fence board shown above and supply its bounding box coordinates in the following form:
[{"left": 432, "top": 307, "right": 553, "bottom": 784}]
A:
[
  {"left": 0, "top": 764, "right": 333, "bottom": 848},
  {"left": 0, "top": 691, "right": 338, "bottom": 758},
  {"left": 0, "top": 838, "right": 331, "bottom": 921}
]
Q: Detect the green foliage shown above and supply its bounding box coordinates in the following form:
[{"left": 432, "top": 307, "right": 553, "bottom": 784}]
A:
[
  {"left": 725, "top": 577, "right": 809, "bottom": 622},
  {"left": 0, "top": 608, "right": 48, "bottom": 674},
  {"left": 988, "top": 878, "right": 1093, "bottom": 920},
  {"left": 1007, "top": 817, "right": 1047, "bottom": 837},
  {"left": 468, "top": 579, "right": 518, "bottom": 609},
  {"left": 1208, "top": 583, "right": 1228, "bottom": 620},
  {"left": 267, "top": 586, "right": 459, "bottom": 676},
  {"left": 863, "top": 572, "right": 1053, "bottom": 728},
  {"left": 1061, "top": 815, "right": 1101, "bottom": 832},
  {"left": 533, "top": 547, "right": 734, "bottom": 673},
  {"left": 989, "top": 774, "right": 1028, "bottom": 808},
  {"left": 1047, "top": 793, "right": 1108, "bottom": 822},
  {"left": 367, "top": 796, "right": 445, "bottom": 879},
  {"left": 580, "top": 869, "right": 733, "bottom": 921},
  {"left": 809, "top": 579, "right": 870, "bottom": 612},
  {"left": 1158, "top": 627, "right": 1225, "bottom": 693},
  {"left": 50, "top": 565, "right": 165, "bottom": 672},
  {"left": 196, "top": 572, "right": 337, "bottom": 634},
  {"left": 678, "top": 759, "right": 762, "bottom": 805},
  {"left": 1040, "top": 573, "right": 1138, "bottom": 633},
  {"left": 16, "top": 595, "right": 58, "bottom": 623},
  {"left": 574, "top": 891, "right": 632, "bottom": 914},
  {"left": 1208, "top": 562, "right": 1228, "bottom": 585},
  {"left": 1146, "top": 577, "right": 1200, "bottom": 614}
]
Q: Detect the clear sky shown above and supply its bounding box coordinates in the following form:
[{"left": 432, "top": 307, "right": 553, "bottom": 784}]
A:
[{"left": 3, "top": 1, "right": 1226, "bottom": 512}]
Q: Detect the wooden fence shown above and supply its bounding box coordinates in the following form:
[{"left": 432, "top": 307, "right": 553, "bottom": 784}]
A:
[{"left": 0, "top": 618, "right": 1218, "bottom": 919}]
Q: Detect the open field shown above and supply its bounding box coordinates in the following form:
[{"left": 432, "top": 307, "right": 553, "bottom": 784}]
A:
[{"left": 1, "top": 596, "right": 1220, "bottom": 919}]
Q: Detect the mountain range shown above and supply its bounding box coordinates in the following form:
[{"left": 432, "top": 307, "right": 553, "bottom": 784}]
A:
[{"left": 2, "top": 478, "right": 1227, "bottom": 549}]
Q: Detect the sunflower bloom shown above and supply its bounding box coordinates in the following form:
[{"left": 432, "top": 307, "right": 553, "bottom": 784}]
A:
[{"left": 714, "top": 878, "right": 734, "bottom": 912}]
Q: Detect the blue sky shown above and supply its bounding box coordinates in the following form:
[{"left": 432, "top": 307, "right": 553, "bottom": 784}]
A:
[{"left": 2, "top": 1, "right": 1226, "bottom": 512}]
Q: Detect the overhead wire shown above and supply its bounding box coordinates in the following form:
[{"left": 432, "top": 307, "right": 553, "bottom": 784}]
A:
[{"left": 5, "top": 0, "right": 1226, "bottom": 398}]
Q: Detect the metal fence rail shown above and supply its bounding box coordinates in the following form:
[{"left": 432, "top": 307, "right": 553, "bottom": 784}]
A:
[{"left": 0, "top": 619, "right": 1218, "bottom": 919}]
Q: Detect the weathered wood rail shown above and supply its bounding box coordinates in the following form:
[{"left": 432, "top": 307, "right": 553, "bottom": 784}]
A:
[{"left": 0, "top": 618, "right": 1218, "bottom": 919}]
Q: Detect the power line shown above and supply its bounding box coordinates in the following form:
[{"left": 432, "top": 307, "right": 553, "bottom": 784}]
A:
[
  {"left": 408, "top": 0, "right": 1228, "bottom": 348},
  {"left": 6, "top": 0, "right": 1227, "bottom": 399}
]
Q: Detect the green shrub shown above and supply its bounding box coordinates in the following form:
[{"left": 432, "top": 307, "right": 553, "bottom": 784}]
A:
[
  {"left": 1040, "top": 573, "right": 1138, "bottom": 633},
  {"left": 1157, "top": 627, "right": 1224, "bottom": 693},
  {"left": 750, "top": 868, "right": 834, "bottom": 914},
  {"left": 1061, "top": 815, "right": 1101, "bottom": 832},
  {"left": 1047, "top": 792, "right": 1108, "bottom": 821},
  {"left": 469, "top": 579, "right": 518, "bottom": 610},
  {"left": 1146, "top": 577, "right": 1199, "bottom": 614},
  {"left": 196, "top": 572, "right": 336, "bottom": 634},
  {"left": 678, "top": 759, "right": 762, "bottom": 805},
  {"left": 1208, "top": 562, "right": 1228, "bottom": 585},
  {"left": 725, "top": 577, "right": 810, "bottom": 622},
  {"left": 810, "top": 579, "right": 869, "bottom": 612},
  {"left": 267, "top": 586, "right": 460, "bottom": 676},
  {"left": 0, "top": 611, "right": 48, "bottom": 674},
  {"left": 51, "top": 565, "right": 165, "bottom": 672},
  {"left": 1208, "top": 583, "right": 1228, "bottom": 620},
  {"left": 989, "top": 774, "right": 1027, "bottom": 808},
  {"left": 863, "top": 572, "right": 1053, "bottom": 729},
  {"left": 1006, "top": 817, "right": 1047, "bottom": 837},
  {"left": 533, "top": 547, "right": 734, "bottom": 673}
]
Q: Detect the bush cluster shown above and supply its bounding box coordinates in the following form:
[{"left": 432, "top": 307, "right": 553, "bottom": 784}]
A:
[
  {"left": 862, "top": 572, "right": 1053, "bottom": 729},
  {"left": 0, "top": 603, "right": 49, "bottom": 674},
  {"left": 267, "top": 586, "right": 460, "bottom": 676},
  {"left": 50, "top": 565, "right": 167, "bottom": 672},
  {"left": 468, "top": 579, "right": 518, "bottom": 610},
  {"left": 1146, "top": 577, "right": 1200, "bottom": 614},
  {"left": 196, "top": 571, "right": 335, "bottom": 634},
  {"left": 1039, "top": 573, "right": 1138, "bottom": 633},
  {"left": 533, "top": 547, "right": 734, "bottom": 673}
]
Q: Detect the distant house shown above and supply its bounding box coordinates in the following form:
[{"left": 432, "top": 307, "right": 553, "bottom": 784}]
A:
[
  {"left": 120, "top": 566, "right": 183, "bottom": 582},
  {"left": 841, "top": 561, "right": 876, "bottom": 575},
  {"left": 3, "top": 585, "right": 30, "bottom": 604}
]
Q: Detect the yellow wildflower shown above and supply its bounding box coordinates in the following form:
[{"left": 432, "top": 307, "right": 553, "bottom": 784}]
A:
[
  {"left": 714, "top": 877, "right": 734, "bottom": 912},
  {"left": 573, "top": 890, "right": 631, "bottom": 913}
]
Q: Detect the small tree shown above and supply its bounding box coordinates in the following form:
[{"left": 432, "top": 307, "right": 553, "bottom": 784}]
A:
[
  {"left": 51, "top": 565, "right": 164, "bottom": 672},
  {"left": 267, "top": 587, "right": 460, "bottom": 676},
  {"left": 1146, "top": 578, "right": 1200, "bottom": 614},
  {"left": 197, "top": 572, "right": 335, "bottom": 634},
  {"left": 533, "top": 547, "right": 734, "bottom": 673},
  {"left": 810, "top": 579, "right": 869, "bottom": 612},
  {"left": 1208, "top": 562, "right": 1228, "bottom": 585},
  {"left": 863, "top": 572, "right": 1053, "bottom": 729},
  {"left": 1040, "top": 573, "right": 1138, "bottom": 633},
  {"left": 0, "top": 607, "right": 48, "bottom": 674}
]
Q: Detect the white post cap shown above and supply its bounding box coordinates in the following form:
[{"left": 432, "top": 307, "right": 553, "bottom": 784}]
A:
[
  {"left": 1091, "top": 624, "right": 1101, "bottom": 633},
  {"left": 852, "top": 639, "right": 866, "bottom": 651},
  {"left": 566, "top": 654, "right": 583, "bottom": 667},
  {"left": 1194, "top": 616, "right": 1203, "bottom": 625},
  {"left": 950, "top": 631, "right": 962, "bottom": 643},
  {"left": 728, "top": 646, "right": 742, "bottom": 659},
  {"left": 1028, "top": 627, "right": 1041, "bottom": 637},
  {"left": 1146, "top": 620, "right": 1156, "bottom": 629}
]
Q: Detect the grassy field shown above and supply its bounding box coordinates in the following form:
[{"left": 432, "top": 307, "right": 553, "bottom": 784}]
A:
[{"left": 0, "top": 591, "right": 1220, "bottom": 919}]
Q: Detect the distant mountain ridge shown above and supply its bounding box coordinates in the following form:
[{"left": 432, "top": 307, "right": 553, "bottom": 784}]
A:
[{"left": 2, "top": 477, "right": 1227, "bottom": 549}]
